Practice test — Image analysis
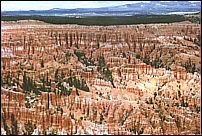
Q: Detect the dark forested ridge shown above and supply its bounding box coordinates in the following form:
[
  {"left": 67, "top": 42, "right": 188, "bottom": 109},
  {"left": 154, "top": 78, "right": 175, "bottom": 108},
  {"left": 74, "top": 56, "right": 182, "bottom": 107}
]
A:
[{"left": 1, "top": 15, "right": 187, "bottom": 26}]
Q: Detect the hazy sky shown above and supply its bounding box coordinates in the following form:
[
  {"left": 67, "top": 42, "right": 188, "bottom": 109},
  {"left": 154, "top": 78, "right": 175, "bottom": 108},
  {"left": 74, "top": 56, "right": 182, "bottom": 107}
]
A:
[
  {"left": 1, "top": 1, "right": 200, "bottom": 11},
  {"left": 1, "top": 1, "right": 151, "bottom": 11}
]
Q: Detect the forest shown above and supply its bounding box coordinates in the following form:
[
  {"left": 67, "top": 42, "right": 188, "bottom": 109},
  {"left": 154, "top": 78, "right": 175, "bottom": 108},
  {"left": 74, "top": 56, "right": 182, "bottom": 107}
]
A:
[{"left": 1, "top": 15, "right": 186, "bottom": 26}]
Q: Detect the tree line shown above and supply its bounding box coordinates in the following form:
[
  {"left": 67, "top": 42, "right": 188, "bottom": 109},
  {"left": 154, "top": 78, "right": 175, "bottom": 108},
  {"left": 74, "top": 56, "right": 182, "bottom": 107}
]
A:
[{"left": 1, "top": 15, "right": 186, "bottom": 26}]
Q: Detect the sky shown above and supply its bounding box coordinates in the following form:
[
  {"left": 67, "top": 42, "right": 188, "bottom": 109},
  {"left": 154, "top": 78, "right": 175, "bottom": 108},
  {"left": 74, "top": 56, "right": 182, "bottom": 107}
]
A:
[
  {"left": 1, "top": 1, "right": 200, "bottom": 11},
  {"left": 1, "top": 1, "right": 151, "bottom": 11}
]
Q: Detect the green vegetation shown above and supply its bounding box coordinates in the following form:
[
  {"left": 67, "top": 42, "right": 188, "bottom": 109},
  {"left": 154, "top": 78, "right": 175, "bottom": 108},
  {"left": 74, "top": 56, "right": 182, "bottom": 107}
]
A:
[
  {"left": 136, "top": 54, "right": 140, "bottom": 59},
  {"left": 2, "top": 114, "right": 11, "bottom": 135},
  {"left": 1, "top": 71, "right": 20, "bottom": 88},
  {"left": 175, "top": 117, "right": 180, "bottom": 130},
  {"left": 1, "top": 15, "right": 186, "bottom": 26},
  {"left": 121, "top": 108, "right": 134, "bottom": 126},
  {"left": 65, "top": 52, "right": 71, "bottom": 62},
  {"left": 22, "top": 71, "right": 41, "bottom": 95},
  {"left": 146, "top": 97, "right": 154, "bottom": 104},
  {"left": 181, "top": 96, "right": 186, "bottom": 107},
  {"left": 67, "top": 76, "right": 90, "bottom": 92},
  {"left": 97, "top": 56, "right": 115, "bottom": 88},
  {"left": 76, "top": 88, "right": 79, "bottom": 96},
  {"left": 130, "top": 122, "right": 144, "bottom": 135},
  {"left": 154, "top": 92, "right": 157, "bottom": 99},
  {"left": 11, "top": 113, "right": 18, "bottom": 135},
  {"left": 56, "top": 106, "right": 64, "bottom": 115},
  {"left": 185, "top": 15, "right": 201, "bottom": 24},
  {"left": 53, "top": 68, "right": 90, "bottom": 95},
  {"left": 2, "top": 113, "right": 18, "bottom": 135},
  {"left": 101, "top": 67, "right": 115, "bottom": 88},
  {"left": 41, "top": 59, "right": 44, "bottom": 68},
  {"left": 178, "top": 91, "right": 181, "bottom": 99},
  {"left": 150, "top": 97, "right": 153, "bottom": 104},
  {"left": 175, "top": 102, "right": 179, "bottom": 107},
  {"left": 50, "top": 129, "right": 58, "bottom": 135},
  {"left": 24, "top": 120, "right": 36, "bottom": 135},
  {"left": 74, "top": 50, "right": 95, "bottom": 67},
  {"left": 74, "top": 50, "right": 85, "bottom": 61},
  {"left": 194, "top": 104, "right": 200, "bottom": 113},
  {"left": 138, "top": 128, "right": 144, "bottom": 135},
  {"left": 100, "top": 113, "right": 104, "bottom": 124}
]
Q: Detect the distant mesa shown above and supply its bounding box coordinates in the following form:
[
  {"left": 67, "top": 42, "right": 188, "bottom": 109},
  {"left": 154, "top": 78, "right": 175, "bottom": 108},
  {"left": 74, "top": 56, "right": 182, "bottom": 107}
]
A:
[{"left": 1, "top": 1, "right": 201, "bottom": 16}]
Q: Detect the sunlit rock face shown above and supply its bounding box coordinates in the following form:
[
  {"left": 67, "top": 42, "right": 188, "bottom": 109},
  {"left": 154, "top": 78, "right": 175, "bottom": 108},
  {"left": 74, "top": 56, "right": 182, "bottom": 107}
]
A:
[{"left": 1, "top": 20, "right": 201, "bottom": 135}]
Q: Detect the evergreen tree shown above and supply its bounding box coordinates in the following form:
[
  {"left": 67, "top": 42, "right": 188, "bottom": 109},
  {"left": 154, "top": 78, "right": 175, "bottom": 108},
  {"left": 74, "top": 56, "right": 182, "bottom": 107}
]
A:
[
  {"left": 133, "top": 42, "right": 136, "bottom": 53},
  {"left": 76, "top": 43, "right": 79, "bottom": 49},
  {"left": 123, "top": 52, "right": 126, "bottom": 58},
  {"left": 11, "top": 113, "right": 18, "bottom": 135},
  {"left": 175, "top": 117, "right": 180, "bottom": 131},
  {"left": 41, "top": 59, "right": 44, "bottom": 68},
  {"left": 149, "top": 97, "right": 153, "bottom": 104},
  {"left": 61, "top": 70, "right": 65, "bottom": 79},
  {"left": 128, "top": 55, "right": 131, "bottom": 64},
  {"left": 46, "top": 73, "right": 49, "bottom": 85},
  {"left": 3, "top": 115, "right": 11, "bottom": 135},
  {"left": 42, "top": 76, "right": 46, "bottom": 92},
  {"left": 70, "top": 33, "right": 72, "bottom": 47},
  {"left": 59, "top": 33, "right": 61, "bottom": 46},
  {"left": 76, "top": 88, "right": 79, "bottom": 96},
  {"left": 67, "top": 88, "right": 72, "bottom": 96},
  {"left": 6, "top": 72, "right": 10, "bottom": 86},
  {"left": 90, "top": 50, "right": 93, "bottom": 58},
  {"left": 178, "top": 90, "right": 181, "bottom": 99},
  {"left": 22, "top": 71, "right": 27, "bottom": 91},
  {"left": 182, "top": 96, "right": 185, "bottom": 107},
  {"left": 154, "top": 92, "right": 157, "bottom": 99},
  {"left": 100, "top": 113, "right": 104, "bottom": 124},
  {"left": 153, "top": 44, "right": 155, "bottom": 50},
  {"left": 24, "top": 120, "right": 36, "bottom": 135},
  {"left": 55, "top": 68, "right": 59, "bottom": 83},
  {"left": 139, "top": 128, "right": 144, "bottom": 134},
  {"left": 65, "top": 33, "right": 69, "bottom": 48},
  {"left": 97, "top": 42, "right": 100, "bottom": 48},
  {"left": 192, "top": 63, "right": 196, "bottom": 74}
]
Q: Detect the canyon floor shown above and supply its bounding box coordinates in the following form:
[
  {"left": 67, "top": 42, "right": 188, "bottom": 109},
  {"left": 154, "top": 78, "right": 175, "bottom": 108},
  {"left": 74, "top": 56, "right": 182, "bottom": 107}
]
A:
[{"left": 1, "top": 20, "right": 201, "bottom": 135}]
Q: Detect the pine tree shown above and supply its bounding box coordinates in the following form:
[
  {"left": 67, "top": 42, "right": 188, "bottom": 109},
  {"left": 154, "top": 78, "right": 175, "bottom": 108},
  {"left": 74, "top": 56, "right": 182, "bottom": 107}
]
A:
[
  {"left": 3, "top": 115, "right": 11, "bottom": 135},
  {"left": 24, "top": 120, "right": 36, "bottom": 135},
  {"left": 42, "top": 76, "right": 46, "bottom": 92},
  {"left": 76, "top": 43, "right": 79, "bottom": 49},
  {"left": 175, "top": 117, "right": 180, "bottom": 131},
  {"left": 154, "top": 92, "right": 157, "bottom": 99},
  {"left": 97, "top": 42, "right": 100, "bottom": 49},
  {"left": 133, "top": 41, "right": 136, "bottom": 53},
  {"left": 182, "top": 96, "right": 185, "bottom": 107},
  {"left": 100, "top": 113, "right": 104, "bottom": 124},
  {"left": 23, "top": 71, "right": 27, "bottom": 91},
  {"left": 153, "top": 44, "right": 155, "bottom": 50},
  {"left": 59, "top": 33, "right": 61, "bottom": 46},
  {"left": 192, "top": 63, "right": 196, "bottom": 74},
  {"left": 11, "top": 113, "right": 18, "bottom": 135},
  {"left": 70, "top": 33, "right": 72, "bottom": 47},
  {"left": 65, "top": 32, "right": 69, "bottom": 48},
  {"left": 41, "top": 59, "right": 44, "bottom": 68},
  {"left": 46, "top": 73, "right": 49, "bottom": 85},
  {"left": 6, "top": 71, "right": 11, "bottom": 86},
  {"left": 55, "top": 68, "right": 59, "bottom": 83},
  {"left": 61, "top": 70, "right": 65, "bottom": 79},
  {"left": 149, "top": 97, "right": 153, "bottom": 104},
  {"left": 178, "top": 90, "right": 181, "bottom": 99},
  {"left": 76, "top": 88, "right": 79, "bottom": 96}
]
